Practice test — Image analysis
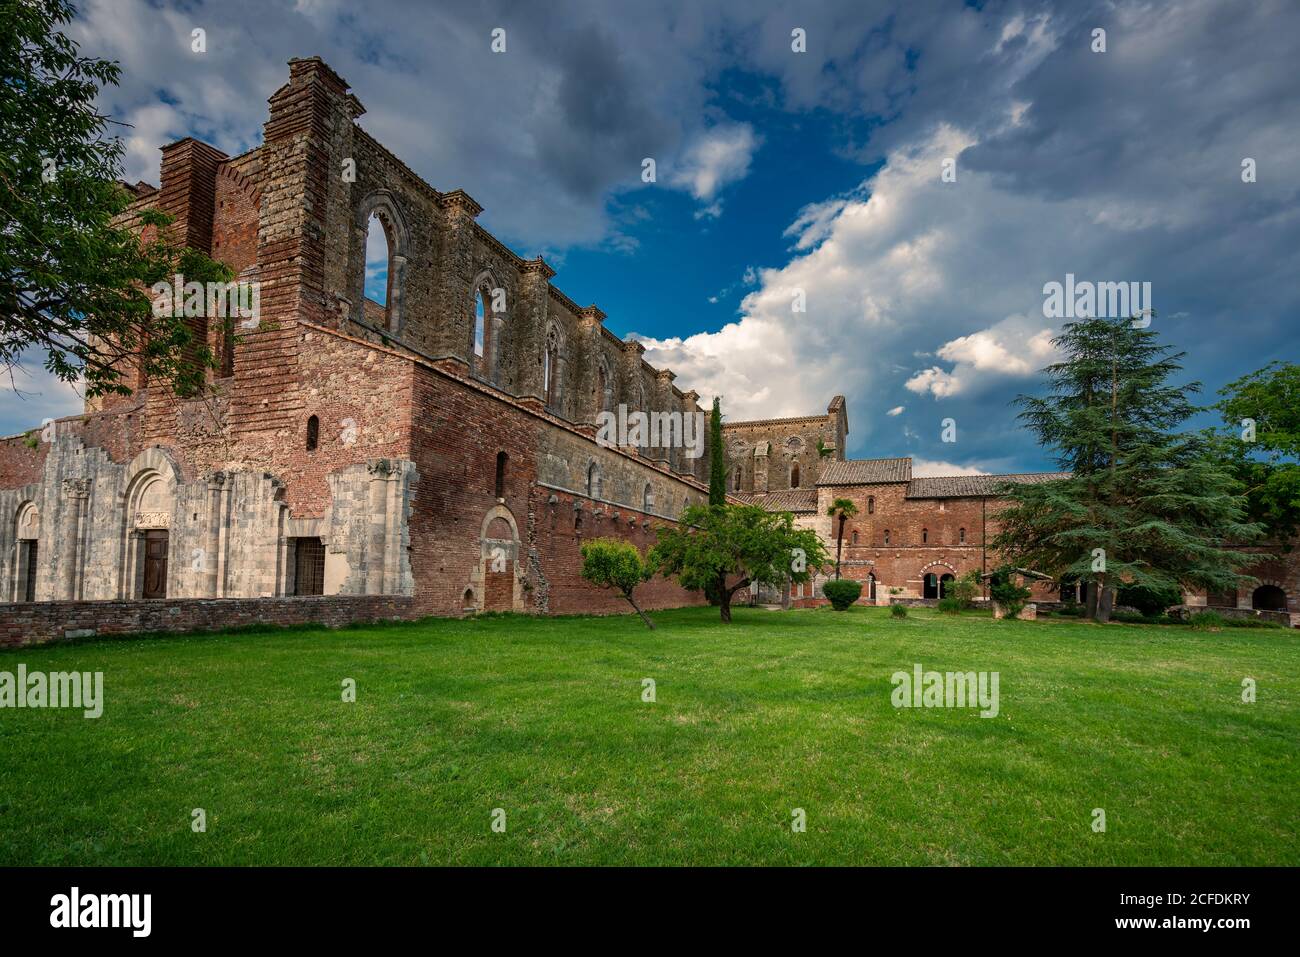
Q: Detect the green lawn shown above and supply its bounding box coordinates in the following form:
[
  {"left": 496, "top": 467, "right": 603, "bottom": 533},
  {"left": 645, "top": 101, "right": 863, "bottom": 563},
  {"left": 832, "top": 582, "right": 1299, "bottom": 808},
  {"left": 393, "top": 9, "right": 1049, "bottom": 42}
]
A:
[{"left": 1, "top": 605, "right": 1295, "bottom": 866}]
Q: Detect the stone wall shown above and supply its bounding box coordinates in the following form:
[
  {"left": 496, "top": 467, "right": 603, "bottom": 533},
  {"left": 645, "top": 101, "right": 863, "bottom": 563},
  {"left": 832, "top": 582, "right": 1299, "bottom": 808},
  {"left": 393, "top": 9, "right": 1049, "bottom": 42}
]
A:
[
  {"left": 722, "top": 397, "right": 846, "bottom": 494},
  {"left": 0, "top": 595, "right": 416, "bottom": 648}
]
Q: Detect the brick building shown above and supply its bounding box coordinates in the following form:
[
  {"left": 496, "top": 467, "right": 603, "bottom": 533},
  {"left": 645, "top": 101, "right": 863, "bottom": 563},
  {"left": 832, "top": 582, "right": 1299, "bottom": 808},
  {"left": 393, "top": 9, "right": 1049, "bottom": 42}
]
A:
[{"left": 0, "top": 58, "right": 1295, "bottom": 640}]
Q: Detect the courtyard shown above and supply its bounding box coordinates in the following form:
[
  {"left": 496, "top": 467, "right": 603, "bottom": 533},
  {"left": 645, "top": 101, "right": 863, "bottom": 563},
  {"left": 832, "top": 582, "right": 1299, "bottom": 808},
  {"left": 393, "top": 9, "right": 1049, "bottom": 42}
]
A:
[{"left": 1, "top": 606, "right": 1295, "bottom": 866}]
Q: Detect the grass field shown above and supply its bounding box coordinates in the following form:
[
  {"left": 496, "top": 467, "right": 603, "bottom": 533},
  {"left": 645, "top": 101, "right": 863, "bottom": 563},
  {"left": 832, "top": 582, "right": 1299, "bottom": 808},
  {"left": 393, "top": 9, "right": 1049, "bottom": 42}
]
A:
[{"left": 1, "top": 605, "right": 1296, "bottom": 866}]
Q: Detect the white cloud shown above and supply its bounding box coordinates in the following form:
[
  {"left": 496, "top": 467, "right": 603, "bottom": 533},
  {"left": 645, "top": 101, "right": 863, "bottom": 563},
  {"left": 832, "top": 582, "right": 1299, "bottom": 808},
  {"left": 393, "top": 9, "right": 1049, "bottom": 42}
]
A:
[
  {"left": 669, "top": 123, "right": 760, "bottom": 212},
  {"left": 886, "top": 405, "right": 904, "bottom": 416}
]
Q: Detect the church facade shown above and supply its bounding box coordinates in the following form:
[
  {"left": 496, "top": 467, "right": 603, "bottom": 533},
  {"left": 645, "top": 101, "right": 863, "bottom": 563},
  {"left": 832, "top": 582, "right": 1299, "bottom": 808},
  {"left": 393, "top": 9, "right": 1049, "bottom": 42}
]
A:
[{"left": 1, "top": 59, "right": 1295, "bottom": 642}]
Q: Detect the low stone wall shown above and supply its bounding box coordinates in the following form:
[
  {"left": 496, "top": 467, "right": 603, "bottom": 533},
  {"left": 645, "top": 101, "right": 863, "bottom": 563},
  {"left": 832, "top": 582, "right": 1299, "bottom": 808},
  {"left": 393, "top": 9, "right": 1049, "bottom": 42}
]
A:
[{"left": 0, "top": 595, "right": 417, "bottom": 648}]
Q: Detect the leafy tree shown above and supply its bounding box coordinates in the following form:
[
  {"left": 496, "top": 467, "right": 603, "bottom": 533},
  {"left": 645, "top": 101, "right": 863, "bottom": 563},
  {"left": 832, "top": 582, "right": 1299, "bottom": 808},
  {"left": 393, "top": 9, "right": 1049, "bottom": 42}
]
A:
[
  {"left": 580, "top": 538, "right": 655, "bottom": 629},
  {"left": 651, "top": 503, "right": 828, "bottom": 623},
  {"left": 708, "top": 396, "right": 726, "bottom": 506},
  {"left": 948, "top": 569, "right": 981, "bottom": 609},
  {"left": 1115, "top": 580, "right": 1182, "bottom": 617},
  {"left": 822, "top": 578, "right": 861, "bottom": 610},
  {"left": 2, "top": 0, "right": 232, "bottom": 400},
  {"left": 1213, "top": 361, "right": 1300, "bottom": 548},
  {"left": 826, "top": 497, "right": 858, "bottom": 579},
  {"left": 992, "top": 315, "right": 1260, "bottom": 623}
]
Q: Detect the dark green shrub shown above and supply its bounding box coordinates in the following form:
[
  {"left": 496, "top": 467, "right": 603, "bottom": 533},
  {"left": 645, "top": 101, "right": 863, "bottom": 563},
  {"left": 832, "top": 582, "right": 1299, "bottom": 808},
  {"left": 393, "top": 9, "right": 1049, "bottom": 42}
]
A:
[
  {"left": 1222, "top": 617, "right": 1285, "bottom": 629},
  {"left": 1056, "top": 602, "right": 1085, "bottom": 617},
  {"left": 1117, "top": 581, "right": 1184, "bottom": 618},
  {"left": 822, "top": 578, "right": 862, "bottom": 611},
  {"left": 990, "top": 566, "right": 1032, "bottom": 619},
  {"left": 1189, "top": 611, "right": 1225, "bottom": 631},
  {"left": 937, "top": 596, "right": 963, "bottom": 615},
  {"left": 890, "top": 603, "right": 908, "bottom": 619}
]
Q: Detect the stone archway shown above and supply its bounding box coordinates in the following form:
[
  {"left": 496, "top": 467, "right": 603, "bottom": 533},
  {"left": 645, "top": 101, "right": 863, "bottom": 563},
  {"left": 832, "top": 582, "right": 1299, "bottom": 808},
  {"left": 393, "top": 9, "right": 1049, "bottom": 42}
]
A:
[
  {"left": 119, "top": 448, "right": 182, "bottom": 599},
  {"left": 1252, "top": 584, "right": 1287, "bottom": 612},
  {"left": 12, "top": 501, "right": 40, "bottom": 602},
  {"left": 468, "top": 504, "right": 523, "bottom": 613}
]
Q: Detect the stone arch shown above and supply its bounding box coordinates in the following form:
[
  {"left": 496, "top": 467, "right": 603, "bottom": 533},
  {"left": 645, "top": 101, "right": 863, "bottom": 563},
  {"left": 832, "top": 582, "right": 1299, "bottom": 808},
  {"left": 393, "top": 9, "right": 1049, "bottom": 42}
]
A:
[
  {"left": 1252, "top": 583, "right": 1287, "bottom": 612},
  {"left": 118, "top": 447, "right": 182, "bottom": 599},
  {"left": 352, "top": 190, "right": 410, "bottom": 334},
  {"left": 468, "top": 504, "right": 523, "bottom": 613},
  {"left": 587, "top": 460, "right": 603, "bottom": 500},
  {"left": 11, "top": 501, "right": 40, "bottom": 602},
  {"left": 469, "top": 268, "right": 502, "bottom": 382},
  {"left": 542, "top": 322, "right": 565, "bottom": 411},
  {"left": 595, "top": 354, "right": 613, "bottom": 415}
]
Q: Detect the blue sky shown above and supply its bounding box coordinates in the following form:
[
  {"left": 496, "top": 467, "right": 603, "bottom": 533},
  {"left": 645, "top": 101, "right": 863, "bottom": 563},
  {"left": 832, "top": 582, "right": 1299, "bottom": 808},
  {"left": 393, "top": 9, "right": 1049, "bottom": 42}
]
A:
[{"left": 5, "top": 0, "right": 1298, "bottom": 477}]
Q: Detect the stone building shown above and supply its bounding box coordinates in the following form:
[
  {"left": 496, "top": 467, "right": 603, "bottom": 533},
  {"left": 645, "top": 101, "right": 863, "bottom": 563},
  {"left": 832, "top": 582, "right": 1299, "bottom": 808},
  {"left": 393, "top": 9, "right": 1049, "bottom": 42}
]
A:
[
  {"left": 1, "top": 58, "right": 1295, "bottom": 642},
  {"left": 0, "top": 58, "right": 713, "bottom": 634}
]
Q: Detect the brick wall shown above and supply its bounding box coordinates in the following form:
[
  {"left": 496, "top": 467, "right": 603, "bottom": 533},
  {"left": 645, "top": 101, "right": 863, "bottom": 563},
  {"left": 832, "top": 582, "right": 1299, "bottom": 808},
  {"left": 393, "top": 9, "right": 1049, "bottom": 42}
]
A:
[{"left": 0, "top": 595, "right": 416, "bottom": 648}]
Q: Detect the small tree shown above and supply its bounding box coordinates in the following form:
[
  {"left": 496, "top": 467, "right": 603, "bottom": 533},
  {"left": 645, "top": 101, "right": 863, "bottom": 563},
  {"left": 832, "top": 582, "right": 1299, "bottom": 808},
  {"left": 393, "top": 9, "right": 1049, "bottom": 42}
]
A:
[
  {"left": 651, "top": 504, "right": 828, "bottom": 623},
  {"left": 580, "top": 538, "right": 656, "bottom": 629},
  {"left": 989, "top": 566, "right": 1032, "bottom": 620},
  {"left": 949, "top": 569, "right": 981, "bottom": 609},
  {"left": 826, "top": 498, "right": 858, "bottom": 579}
]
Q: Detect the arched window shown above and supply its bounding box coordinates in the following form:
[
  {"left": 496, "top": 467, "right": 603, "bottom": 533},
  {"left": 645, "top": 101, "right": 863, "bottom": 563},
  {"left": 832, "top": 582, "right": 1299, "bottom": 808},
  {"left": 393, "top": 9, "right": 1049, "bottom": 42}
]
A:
[
  {"left": 884, "top": 529, "right": 891, "bottom": 546},
  {"left": 305, "top": 415, "right": 319, "bottom": 452},
  {"left": 543, "top": 327, "right": 561, "bottom": 409},
  {"left": 867, "top": 496, "right": 874, "bottom": 514},
  {"left": 643, "top": 483, "right": 654, "bottom": 511},
  {"left": 474, "top": 289, "right": 487, "bottom": 360},
  {"left": 364, "top": 212, "right": 391, "bottom": 312},
  {"left": 922, "top": 528, "right": 928, "bottom": 544},
  {"left": 734, "top": 468, "right": 742, "bottom": 491},
  {"left": 587, "top": 462, "right": 602, "bottom": 499},
  {"left": 353, "top": 194, "right": 408, "bottom": 333},
  {"left": 790, "top": 463, "right": 800, "bottom": 488},
  {"left": 495, "top": 451, "right": 507, "bottom": 499},
  {"left": 851, "top": 530, "right": 859, "bottom": 545},
  {"left": 959, "top": 527, "right": 966, "bottom": 544}
]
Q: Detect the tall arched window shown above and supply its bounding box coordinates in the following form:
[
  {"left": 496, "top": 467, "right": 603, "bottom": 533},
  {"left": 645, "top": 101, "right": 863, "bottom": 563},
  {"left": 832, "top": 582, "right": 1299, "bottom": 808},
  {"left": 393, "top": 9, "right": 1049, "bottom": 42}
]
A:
[
  {"left": 544, "top": 328, "right": 560, "bottom": 408},
  {"left": 867, "top": 496, "right": 875, "bottom": 514},
  {"left": 643, "top": 483, "right": 653, "bottom": 511},
  {"left": 495, "top": 451, "right": 507, "bottom": 499},
  {"left": 734, "top": 468, "right": 742, "bottom": 491},
  {"left": 884, "top": 529, "right": 891, "bottom": 545},
  {"left": 922, "top": 528, "right": 928, "bottom": 544},
  {"left": 364, "top": 212, "right": 391, "bottom": 313},
  {"left": 474, "top": 289, "right": 487, "bottom": 360},
  {"left": 851, "top": 530, "right": 859, "bottom": 545},
  {"left": 959, "top": 527, "right": 966, "bottom": 544},
  {"left": 305, "top": 415, "right": 319, "bottom": 452},
  {"left": 354, "top": 193, "right": 408, "bottom": 333},
  {"left": 587, "top": 462, "right": 602, "bottom": 499},
  {"left": 790, "top": 463, "right": 800, "bottom": 488}
]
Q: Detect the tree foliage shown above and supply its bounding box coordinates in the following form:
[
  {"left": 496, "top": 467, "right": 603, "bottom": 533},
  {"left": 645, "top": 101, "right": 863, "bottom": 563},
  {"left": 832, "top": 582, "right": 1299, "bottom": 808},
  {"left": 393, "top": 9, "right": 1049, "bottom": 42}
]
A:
[
  {"left": 708, "top": 396, "right": 726, "bottom": 506},
  {"left": 992, "top": 315, "right": 1260, "bottom": 622},
  {"left": 1, "top": 0, "right": 232, "bottom": 400},
  {"left": 580, "top": 538, "right": 655, "bottom": 629},
  {"left": 1213, "top": 361, "right": 1300, "bottom": 548},
  {"left": 822, "top": 578, "right": 861, "bottom": 610},
  {"left": 650, "top": 504, "right": 828, "bottom": 623}
]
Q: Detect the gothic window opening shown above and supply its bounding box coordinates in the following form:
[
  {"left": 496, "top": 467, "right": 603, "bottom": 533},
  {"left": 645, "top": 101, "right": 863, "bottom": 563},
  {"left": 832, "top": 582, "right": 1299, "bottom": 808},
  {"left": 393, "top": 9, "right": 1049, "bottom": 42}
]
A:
[
  {"left": 790, "top": 463, "right": 800, "bottom": 488},
  {"left": 474, "top": 289, "right": 487, "bottom": 359},
  {"left": 922, "top": 528, "right": 928, "bottom": 544},
  {"left": 364, "top": 212, "right": 392, "bottom": 316},
  {"left": 587, "top": 462, "right": 602, "bottom": 499},
  {"left": 734, "top": 468, "right": 743, "bottom": 491},
  {"left": 959, "top": 527, "right": 966, "bottom": 544},
  {"left": 884, "top": 529, "right": 891, "bottom": 546},
  {"left": 543, "top": 328, "right": 560, "bottom": 409},
  {"left": 867, "top": 496, "right": 875, "bottom": 514},
  {"left": 495, "top": 451, "right": 508, "bottom": 499},
  {"left": 851, "top": 530, "right": 859, "bottom": 545},
  {"left": 643, "top": 483, "right": 654, "bottom": 512},
  {"left": 306, "top": 415, "right": 319, "bottom": 452}
]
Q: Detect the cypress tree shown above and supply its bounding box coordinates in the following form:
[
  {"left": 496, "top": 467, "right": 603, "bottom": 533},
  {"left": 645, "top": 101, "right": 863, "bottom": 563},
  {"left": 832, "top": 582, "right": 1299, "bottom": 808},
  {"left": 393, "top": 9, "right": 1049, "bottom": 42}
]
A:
[{"left": 708, "top": 396, "right": 727, "bottom": 506}]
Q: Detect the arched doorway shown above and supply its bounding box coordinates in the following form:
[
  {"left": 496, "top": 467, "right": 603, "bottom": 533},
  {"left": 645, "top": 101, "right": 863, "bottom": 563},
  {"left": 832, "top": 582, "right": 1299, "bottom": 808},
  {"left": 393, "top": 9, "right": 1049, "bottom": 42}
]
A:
[
  {"left": 867, "top": 573, "right": 877, "bottom": 603},
  {"left": 923, "top": 573, "right": 939, "bottom": 600},
  {"left": 474, "top": 505, "right": 521, "bottom": 613},
  {"left": 939, "top": 573, "right": 955, "bottom": 598},
  {"left": 13, "top": 502, "right": 39, "bottom": 602},
  {"left": 1252, "top": 584, "right": 1287, "bottom": 612}
]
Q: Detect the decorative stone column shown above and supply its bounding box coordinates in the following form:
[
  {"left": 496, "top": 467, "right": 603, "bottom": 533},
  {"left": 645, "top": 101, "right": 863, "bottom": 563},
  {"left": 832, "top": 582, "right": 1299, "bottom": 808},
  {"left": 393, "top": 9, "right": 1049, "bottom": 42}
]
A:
[
  {"left": 60, "top": 478, "right": 90, "bottom": 600},
  {"left": 366, "top": 459, "right": 392, "bottom": 594},
  {"left": 204, "top": 471, "right": 226, "bottom": 597}
]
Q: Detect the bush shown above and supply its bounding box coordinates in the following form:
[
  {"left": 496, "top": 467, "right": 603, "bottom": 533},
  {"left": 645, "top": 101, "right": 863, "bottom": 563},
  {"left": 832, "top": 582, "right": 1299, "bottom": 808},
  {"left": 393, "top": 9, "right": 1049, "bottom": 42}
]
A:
[
  {"left": 1117, "top": 581, "right": 1184, "bottom": 618},
  {"left": 822, "top": 578, "right": 862, "bottom": 611},
  {"left": 1223, "top": 617, "right": 1285, "bottom": 629},
  {"left": 1189, "top": 611, "right": 1225, "bottom": 631},
  {"left": 948, "top": 570, "right": 981, "bottom": 609},
  {"left": 989, "top": 566, "right": 1032, "bottom": 620},
  {"left": 1056, "top": 602, "right": 1085, "bottom": 617},
  {"left": 890, "top": 603, "right": 908, "bottom": 619},
  {"left": 937, "top": 596, "right": 963, "bottom": 615}
]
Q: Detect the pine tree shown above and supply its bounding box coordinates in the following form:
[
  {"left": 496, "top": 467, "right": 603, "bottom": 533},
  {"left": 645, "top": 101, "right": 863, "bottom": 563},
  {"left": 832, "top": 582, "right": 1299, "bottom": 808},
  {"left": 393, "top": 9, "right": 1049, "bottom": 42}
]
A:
[
  {"left": 992, "top": 315, "right": 1261, "bottom": 623},
  {"left": 708, "top": 396, "right": 727, "bottom": 506}
]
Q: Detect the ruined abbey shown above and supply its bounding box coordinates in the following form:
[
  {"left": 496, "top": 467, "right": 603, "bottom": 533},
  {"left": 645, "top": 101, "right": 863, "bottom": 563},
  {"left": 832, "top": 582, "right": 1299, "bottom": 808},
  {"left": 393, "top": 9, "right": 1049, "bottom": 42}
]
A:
[{"left": 2, "top": 59, "right": 1295, "bottom": 644}]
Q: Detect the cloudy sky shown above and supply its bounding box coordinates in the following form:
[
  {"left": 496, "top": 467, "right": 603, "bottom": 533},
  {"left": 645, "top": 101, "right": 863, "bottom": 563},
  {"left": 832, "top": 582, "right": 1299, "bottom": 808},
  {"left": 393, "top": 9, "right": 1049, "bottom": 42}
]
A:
[{"left": 6, "top": 0, "right": 1298, "bottom": 475}]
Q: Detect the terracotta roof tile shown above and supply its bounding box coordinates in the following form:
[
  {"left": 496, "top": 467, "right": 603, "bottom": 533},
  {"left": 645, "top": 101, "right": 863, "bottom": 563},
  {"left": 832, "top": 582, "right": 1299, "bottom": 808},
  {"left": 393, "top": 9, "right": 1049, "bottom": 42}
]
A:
[
  {"left": 816, "top": 457, "right": 913, "bottom": 485},
  {"left": 905, "top": 472, "right": 1070, "bottom": 498}
]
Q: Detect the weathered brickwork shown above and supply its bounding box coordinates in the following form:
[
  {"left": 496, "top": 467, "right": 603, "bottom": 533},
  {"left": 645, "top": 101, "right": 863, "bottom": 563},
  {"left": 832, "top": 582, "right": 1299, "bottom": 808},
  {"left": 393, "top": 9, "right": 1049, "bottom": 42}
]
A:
[
  {"left": 722, "top": 396, "right": 847, "bottom": 494},
  {"left": 0, "top": 57, "right": 710, "bottom": 639}
]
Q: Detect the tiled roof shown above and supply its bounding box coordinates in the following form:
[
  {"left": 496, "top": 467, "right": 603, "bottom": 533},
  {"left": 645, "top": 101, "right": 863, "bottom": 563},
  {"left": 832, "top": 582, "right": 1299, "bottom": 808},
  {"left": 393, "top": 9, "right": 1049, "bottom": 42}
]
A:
[
  {"left": 905, "top": 472, "right": 1070, "bottom": 499},
  {"left": 816, "top": 457, "right": 913, "bottom": 486},
  {"left": 733, "top": 488, "right": 819, "bottom": 513}
]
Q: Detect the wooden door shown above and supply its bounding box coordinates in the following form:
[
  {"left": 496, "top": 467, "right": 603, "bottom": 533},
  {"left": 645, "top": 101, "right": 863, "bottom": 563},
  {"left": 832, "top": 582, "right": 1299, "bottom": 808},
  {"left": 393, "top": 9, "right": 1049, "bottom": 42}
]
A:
[
  {"left": 143, "top": 530, "right": 169, "bottom": 599},
  {"left": 22, "top": 541, "right": 37, "bottom": 602}
]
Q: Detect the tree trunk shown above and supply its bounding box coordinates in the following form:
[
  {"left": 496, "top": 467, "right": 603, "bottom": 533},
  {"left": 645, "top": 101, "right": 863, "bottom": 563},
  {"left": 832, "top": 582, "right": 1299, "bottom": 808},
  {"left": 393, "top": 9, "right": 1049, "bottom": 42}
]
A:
[
  {"left": 624, "top": 594, "right": 655, "bottom": 629},
  {"left": 835, "top": 516, "right": 845, "bottom": 579},
  {"left": 1085, "top": 581, "right": 1099, "bottom": 620},
  {"left": 719, "top": 577, "right": 750, "bottom": 623},
  {"left": 1095, "top": 584, "right": 1115, "bottom": 623}
]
